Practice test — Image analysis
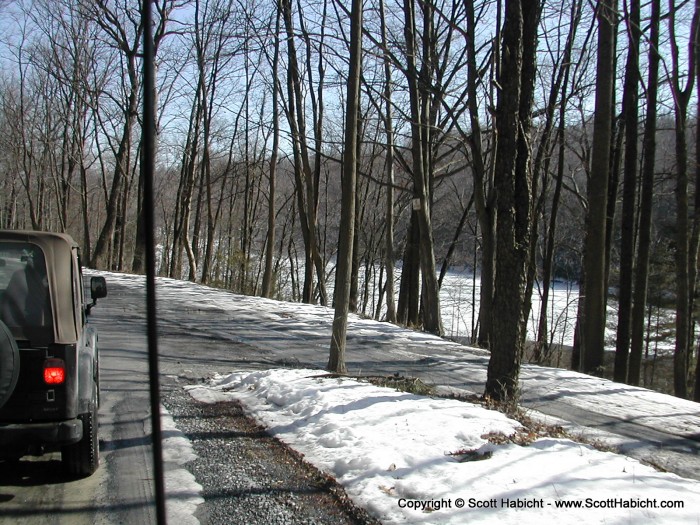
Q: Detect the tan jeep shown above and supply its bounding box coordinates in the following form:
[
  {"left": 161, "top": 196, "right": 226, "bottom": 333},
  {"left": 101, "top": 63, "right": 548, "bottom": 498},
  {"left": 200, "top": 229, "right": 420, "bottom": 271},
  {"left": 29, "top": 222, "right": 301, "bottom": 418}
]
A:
[{"left": 0, "top": 231, "right": 106, "bottom": 477}]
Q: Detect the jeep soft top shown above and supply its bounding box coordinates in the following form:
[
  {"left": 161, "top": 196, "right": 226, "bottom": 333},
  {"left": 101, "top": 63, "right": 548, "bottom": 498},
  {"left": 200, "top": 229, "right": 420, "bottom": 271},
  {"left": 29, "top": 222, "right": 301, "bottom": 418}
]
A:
[{"left": 0, "top": 230, "right": 106, "bottom": 477}]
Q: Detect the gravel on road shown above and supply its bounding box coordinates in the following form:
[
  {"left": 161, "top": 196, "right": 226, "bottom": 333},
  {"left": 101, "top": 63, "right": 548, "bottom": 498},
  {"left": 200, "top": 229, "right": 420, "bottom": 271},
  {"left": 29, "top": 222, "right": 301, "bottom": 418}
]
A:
[{"left": 162, "top": 379, "right": 381, "bottom": 525}]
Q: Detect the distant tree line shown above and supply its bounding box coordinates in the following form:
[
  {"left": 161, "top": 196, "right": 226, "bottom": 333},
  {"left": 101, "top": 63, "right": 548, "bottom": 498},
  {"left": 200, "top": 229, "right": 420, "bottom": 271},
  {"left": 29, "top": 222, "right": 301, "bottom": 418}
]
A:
[{"left": 0, "top": 0, "right": 698, "bottom": 401}]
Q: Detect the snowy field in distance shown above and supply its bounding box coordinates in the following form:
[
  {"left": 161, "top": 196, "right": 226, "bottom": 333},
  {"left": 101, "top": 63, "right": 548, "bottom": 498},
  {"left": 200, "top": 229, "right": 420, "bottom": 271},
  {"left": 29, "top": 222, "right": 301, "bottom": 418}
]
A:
[{"left": 438, "top": 270, "right": 580, "bottom": 348}]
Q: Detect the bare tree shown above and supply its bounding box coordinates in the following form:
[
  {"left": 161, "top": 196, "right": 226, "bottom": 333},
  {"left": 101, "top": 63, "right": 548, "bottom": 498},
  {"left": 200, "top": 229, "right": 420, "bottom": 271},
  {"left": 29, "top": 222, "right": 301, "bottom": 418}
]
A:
[
  {"left": 328, "top": 0, "right": 362, "bottom": 374},
  {"left": 280, "top": 0, "right": 328, "bottom": 305},
  {"left": 199, "top": 0, "right": 239, "bottom": 286},
  {"left": 401, "top": 0, "right": 443, "bottom": 335},
  {"left": 694, "top": 5, "right": 700, "bottom": 401},
  {"left": 28, "top": 1, "right": 94, "bottom": 235},
  {"left": 580, "top": 0, "right": 616, "bottom": 375},
  {"left": 613, "top": 0, "right": 641, "bottom": 382},
  {"left": 2, "top": 20, "right": 46, "bottom": 231},
  {"left": 132, "top": 0, "right": 178, "bottom": 273},
  {"left": 85, "top": 0, "right": 144, "bottom": 269},
  {"left": 534, "top": 0, "right": 584, "bottom": 362},
  {"left": 485, "top": 0, "right": 540, "bottom": 401},
  {"left": 463, "top": 0, "right": 496, "bottom": 348},
  {"left": 668, "top": 0, "right": 698, "bottom": 398},
  {"left": 628, "top": 0, "right": 661, "bottom": 386},
  {"left": 379, "top": 0, "right": 397, "bottom": 323},
  {"left": 262, "top": 1, "right": 282, "bottom": 298}
]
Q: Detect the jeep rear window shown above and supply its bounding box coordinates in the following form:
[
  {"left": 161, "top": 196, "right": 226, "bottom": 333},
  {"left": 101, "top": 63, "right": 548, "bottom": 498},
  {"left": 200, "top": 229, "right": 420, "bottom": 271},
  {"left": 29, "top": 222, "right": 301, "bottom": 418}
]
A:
[{"left": 0, "top": 242, "right": 52, "bottom": 343}]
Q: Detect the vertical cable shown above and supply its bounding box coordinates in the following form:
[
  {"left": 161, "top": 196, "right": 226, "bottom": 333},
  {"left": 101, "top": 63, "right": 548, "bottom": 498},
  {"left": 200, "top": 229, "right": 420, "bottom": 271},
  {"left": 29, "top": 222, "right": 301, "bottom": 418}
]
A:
[{"left": 141, "top": 0, "right": 167, "bottom": 523}]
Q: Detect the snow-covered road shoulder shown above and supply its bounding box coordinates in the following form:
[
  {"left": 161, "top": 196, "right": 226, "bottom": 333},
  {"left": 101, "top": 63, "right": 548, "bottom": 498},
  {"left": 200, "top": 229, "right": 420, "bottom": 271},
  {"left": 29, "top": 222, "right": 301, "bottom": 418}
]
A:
[
  {"left": 160, "top": 406, "right": 204, "bottom": 524},
  {"left": 186, "top": 369, "right": 700, "bottom": 525}
]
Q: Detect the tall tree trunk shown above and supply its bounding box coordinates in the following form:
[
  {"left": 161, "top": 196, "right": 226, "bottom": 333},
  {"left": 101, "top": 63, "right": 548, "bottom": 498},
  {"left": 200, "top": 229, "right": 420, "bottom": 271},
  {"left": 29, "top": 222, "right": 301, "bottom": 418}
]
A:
[
  {"left": 349, "top": 157, "right": 362, "bottom": 313},
  {"left": 580, "top": 0, "right": 616, "bottom": 375},
  {"left": 303, "top": 0, "right": 329, "bottom": 307},
  {"left": 281, "top": 0, "right": 326, "bottom": 305},
  {"left": 629, "top": 0, "right": 660, "bottom": 385},
  {"left": 402, "top": 0, "right": 442, "bottom": 336},
  {"left": 516, "top": 0, "right": 542, "bottom": 328},
  {"left": 379, "top": 0, "right": 396, "bottom": 323},
  {"left": 176, "top": 80, "right": 204, "bottom": 282},
  {"left": 464, "top": 0, "right": 495, "bottom": 348},
  {"left": 530, "top": 0, "right": 582, "bottom": 363},
  {"left": 198, "top": 75, "right": 213, "bottom": 285},
  {"left": 328, "top": 0, "right": 362, "bottom": 374},
  {"left": 132, "top": 149, "right": 147, "bottom": 274},
  {"left": 485, "top": 0, "right": 539, "bottom": 401},
  {"left": 240, "top": 39, "right": 252, "bottom": 292},
  {"left": 694, "top": 10, "right": 700, "bottom": 400},
  {"left": 614, "top": 0, "right": 641, "bottom": 383},
  {"left": 673, "top": 109, "right": 691, "bottom": 399},
  {"left": 262, "top": 4, "right": 281, "bottom": 299},
  {"left": 669, "top": 2, "right": 698, "bottom": 398}
]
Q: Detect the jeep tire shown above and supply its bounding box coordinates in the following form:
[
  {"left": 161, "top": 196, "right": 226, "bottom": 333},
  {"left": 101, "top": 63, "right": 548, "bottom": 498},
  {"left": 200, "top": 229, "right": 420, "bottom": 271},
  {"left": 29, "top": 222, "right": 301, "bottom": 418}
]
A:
[
  {"left": 0, "top": 320, "right": 19, "bottom": 410},
  {"left": 61, "top": 395, "right": 99, "bottom": 477}
]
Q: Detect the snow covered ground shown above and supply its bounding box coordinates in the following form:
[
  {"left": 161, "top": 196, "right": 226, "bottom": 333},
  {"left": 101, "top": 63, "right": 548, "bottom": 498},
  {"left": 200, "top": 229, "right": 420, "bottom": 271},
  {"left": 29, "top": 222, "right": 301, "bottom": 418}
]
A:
[
  {"left": 106, "top": 272, "right": 698, "bottom": 524},
  {"left": 160, "top": 407, "right": 204, "bottom": 525},
  {"left": 185, "top": 369, "right": 700, "bottom": 524}
]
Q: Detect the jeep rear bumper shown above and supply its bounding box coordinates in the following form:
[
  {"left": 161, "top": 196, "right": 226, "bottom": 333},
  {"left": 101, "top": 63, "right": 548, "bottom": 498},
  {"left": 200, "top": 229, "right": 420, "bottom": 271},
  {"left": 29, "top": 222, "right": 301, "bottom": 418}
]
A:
[{"left": 0, "top": 418, "right": 83, "bottom": 449}]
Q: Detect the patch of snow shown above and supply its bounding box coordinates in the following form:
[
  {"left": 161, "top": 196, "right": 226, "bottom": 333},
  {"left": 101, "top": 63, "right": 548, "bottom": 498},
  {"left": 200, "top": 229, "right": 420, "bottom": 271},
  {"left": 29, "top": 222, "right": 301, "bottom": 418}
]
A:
[{"left": 188, "top": 369, "right": 700, "bottom": 524}]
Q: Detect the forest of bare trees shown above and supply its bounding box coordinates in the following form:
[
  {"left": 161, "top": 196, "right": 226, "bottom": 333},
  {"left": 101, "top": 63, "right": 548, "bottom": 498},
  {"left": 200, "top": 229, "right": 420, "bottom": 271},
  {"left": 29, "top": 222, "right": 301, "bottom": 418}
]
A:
[{"left": 0, "top": 0, "right": 698, "bottom": 401}]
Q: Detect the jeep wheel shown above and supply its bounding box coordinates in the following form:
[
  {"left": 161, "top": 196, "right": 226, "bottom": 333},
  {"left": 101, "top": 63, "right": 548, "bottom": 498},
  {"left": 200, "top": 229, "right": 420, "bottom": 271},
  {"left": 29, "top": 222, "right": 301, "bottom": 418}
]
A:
[
  {"left": 62, "top": 399, "right": 99, "bottom": 477},
  {"left": 0, "top": 320, "right": 19, "bottom": 410}
]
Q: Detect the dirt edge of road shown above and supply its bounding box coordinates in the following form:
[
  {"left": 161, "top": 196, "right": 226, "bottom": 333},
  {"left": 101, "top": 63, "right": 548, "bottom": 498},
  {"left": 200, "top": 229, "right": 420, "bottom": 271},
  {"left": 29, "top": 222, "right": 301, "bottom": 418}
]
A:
[{"left": 163, "top": 384, "right": 381, "bottom": 525}]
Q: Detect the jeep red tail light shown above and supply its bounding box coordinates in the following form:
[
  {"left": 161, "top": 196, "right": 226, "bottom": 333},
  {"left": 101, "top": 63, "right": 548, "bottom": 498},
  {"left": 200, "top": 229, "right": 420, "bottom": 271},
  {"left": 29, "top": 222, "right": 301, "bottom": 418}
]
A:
[{"left": 44, "top": 358, "right": 66, "bottom": 385}]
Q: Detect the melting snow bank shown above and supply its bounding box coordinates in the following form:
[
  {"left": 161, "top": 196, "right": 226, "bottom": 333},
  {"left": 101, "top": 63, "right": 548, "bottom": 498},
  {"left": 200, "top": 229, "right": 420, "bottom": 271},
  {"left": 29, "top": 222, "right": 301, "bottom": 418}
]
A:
[
  {"left": 160, "top": 406, "right": 204, "bottom": 524},
  {"left": 187, "top": 369, "right": 700, "bottom": 525}
]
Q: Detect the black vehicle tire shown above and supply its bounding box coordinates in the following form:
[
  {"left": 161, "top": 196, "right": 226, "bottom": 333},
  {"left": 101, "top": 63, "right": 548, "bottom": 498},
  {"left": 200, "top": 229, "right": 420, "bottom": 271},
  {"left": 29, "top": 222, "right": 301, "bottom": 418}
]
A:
[
  {"left": 61, "top": 396, "right": 99, "bottom": 477},
  {"left": 0, "top": 320, "right": 19, "bottom": 410}
]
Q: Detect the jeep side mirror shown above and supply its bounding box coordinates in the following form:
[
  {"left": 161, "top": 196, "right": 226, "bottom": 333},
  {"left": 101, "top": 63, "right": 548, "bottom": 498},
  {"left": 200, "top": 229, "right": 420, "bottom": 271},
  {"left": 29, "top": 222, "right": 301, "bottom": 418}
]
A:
[
  {"left": 91, "top": 276, "right": 107, "bottom": 300},
  {"left": 87, "top": 276, "right": 107, "bottom": 315}
]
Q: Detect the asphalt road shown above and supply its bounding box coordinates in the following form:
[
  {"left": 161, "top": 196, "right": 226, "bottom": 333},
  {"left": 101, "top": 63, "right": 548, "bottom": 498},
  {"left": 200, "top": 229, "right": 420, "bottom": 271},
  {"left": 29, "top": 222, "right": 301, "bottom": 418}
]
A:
[
  {"left": 0, "top": 277, "right": 157, "bottom": 524},
  {"left": 1, "top": 273, "right": 698, "bottom": 524}
]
